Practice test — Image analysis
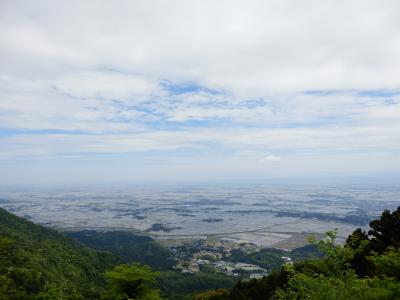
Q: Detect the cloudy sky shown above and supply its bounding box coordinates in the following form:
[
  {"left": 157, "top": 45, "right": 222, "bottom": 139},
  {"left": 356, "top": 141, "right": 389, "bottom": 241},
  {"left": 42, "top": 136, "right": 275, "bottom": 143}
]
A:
[{"left": 1, "top": 0, "right": 400, "bottom": 184}]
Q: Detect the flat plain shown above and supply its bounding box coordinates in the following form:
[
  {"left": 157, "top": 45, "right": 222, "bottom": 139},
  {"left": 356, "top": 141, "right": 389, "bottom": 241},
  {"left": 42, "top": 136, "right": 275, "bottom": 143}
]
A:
[{"left": 1, "top": 183, "right": 398, "bottom": 248}]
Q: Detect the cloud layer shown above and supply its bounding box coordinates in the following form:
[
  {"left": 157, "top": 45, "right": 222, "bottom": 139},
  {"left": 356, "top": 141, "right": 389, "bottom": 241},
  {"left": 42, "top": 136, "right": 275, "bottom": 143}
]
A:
[{"left": 0, "top": 0, "right": 399, "bottom": 183}]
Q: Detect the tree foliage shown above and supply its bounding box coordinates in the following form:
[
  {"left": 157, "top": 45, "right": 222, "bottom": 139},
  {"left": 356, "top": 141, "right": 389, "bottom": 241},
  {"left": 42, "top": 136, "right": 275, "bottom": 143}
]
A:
[
  {"left": 0, "top": 207, "right": 121, "bottom": 299},
  {"left": 65, "top": 230, "right": 176, "bottom": 270},
  {"left": 157, "top": 271, "right": 235, "bottom": 300},
  {"left": 101, "top": 263, "right": 161, "bottom": 300}
]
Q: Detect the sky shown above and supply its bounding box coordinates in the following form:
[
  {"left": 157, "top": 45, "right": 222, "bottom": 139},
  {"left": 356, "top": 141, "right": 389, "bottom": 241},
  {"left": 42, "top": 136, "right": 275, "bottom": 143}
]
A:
[{"left": 0, "top": 0, "right": 400, "bottom": 185}]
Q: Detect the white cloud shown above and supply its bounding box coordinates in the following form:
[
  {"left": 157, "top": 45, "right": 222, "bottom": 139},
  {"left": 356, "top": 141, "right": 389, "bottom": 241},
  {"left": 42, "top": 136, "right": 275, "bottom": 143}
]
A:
[
  {"left": 52, "top": 71, "right": 162, "bottom": 101},
  {"left": 1, "top": 0, "right": 400, "bottom": 92},
  {"left": 0, "top": 0, "right": 400, "bottom": 182},
  {"left": 259, "top": 154, "right": 281, "bottom": 163}
]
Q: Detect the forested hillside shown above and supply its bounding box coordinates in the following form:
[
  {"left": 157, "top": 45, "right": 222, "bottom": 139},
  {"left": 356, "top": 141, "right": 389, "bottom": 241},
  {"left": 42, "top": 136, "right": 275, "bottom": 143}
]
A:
[
  {"left": 0, "top": 207, "right": 124, "bottom": 299},
  {"left": 64, "top": 230, "right": 176, "bottom": 270}
]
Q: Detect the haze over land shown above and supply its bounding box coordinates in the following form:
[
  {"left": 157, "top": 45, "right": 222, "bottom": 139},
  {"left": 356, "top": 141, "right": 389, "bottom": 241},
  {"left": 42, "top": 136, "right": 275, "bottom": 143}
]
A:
[
  {"left": 1, "top": 183, "right": 399, "bottom": 251},
  {"left": 1, "top": 0, "right": 400, "bottom": 184}
]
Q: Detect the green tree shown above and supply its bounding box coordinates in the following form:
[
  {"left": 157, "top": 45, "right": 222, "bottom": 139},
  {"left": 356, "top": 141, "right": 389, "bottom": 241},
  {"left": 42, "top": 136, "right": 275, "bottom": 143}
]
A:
[
  {"left": 346, "top": 206, "right": 400, "bottom": 277},
  {"left": 369, "top": 247, "right": 400, "bottom": 280},
  {"left": 276, "top": 268, "right": 400, "bottom": 300},
  {"left": 309, "top": 229, "right": 364, "bottom": 276},
  {"left": 369, "top": 207, "right": 400, "bottom": 253},
  {"left": 102, "top": 263, "right": 161, "bottom": 300},
  {"left": 276, "top": 230, "right": 400, "bottom": 300}
]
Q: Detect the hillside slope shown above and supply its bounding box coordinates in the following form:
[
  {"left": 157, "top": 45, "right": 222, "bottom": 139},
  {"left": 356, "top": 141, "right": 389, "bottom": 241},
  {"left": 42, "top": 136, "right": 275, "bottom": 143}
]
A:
[
  {"left": 0, "top": 207, "right": 121, "bottom": 299},
  {"left": 64, "top": 230, "right": 176, "bottom": 270}
]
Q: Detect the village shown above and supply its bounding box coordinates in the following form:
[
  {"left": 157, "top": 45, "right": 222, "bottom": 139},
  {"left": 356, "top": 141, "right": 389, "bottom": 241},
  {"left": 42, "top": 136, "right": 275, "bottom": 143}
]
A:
[{"left": 163, "top": 237, "right": 293, "bottom": 279}]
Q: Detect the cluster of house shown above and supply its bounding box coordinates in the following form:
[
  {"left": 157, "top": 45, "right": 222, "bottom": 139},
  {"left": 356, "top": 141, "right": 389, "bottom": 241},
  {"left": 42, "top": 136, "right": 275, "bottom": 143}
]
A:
[
  {"left": 169, "top": 238, "right": 294, "bottom": 279},
  {"left": 175, "top": 256, "right": 270, "bottom": 279}
]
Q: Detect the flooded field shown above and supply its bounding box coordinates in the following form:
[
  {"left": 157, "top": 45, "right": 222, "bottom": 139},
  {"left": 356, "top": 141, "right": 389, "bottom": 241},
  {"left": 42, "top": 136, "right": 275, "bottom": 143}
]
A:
[{"left": 1, "top": 183, "right": 399, "bottom": 247}]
